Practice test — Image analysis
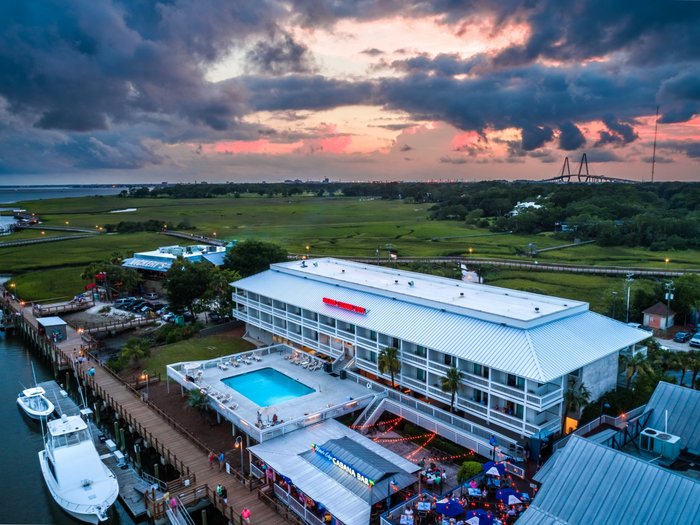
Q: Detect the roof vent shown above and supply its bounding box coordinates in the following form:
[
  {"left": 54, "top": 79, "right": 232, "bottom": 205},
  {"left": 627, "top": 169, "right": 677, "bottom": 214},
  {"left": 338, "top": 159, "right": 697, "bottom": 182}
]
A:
[
  {"left": 301, "top": 261, "right": 307, "bottom": 268},
  {"left": 534, "top": 307, "right": 540, "bottom": 313},
  {"left": 341, "top": 269, "right": 345, "bottom": 273},
  {"left": 460, "top": 292, "right": 464, "bottom": 297},
  {"left": 394, "top": 280, "right": 399, "bottom": 284},
  {"left": 408, "top": 281, "right": 414, "bottom": 287},
  {"left": 313, "top": 262, "right": 318, "bottom": 267}
]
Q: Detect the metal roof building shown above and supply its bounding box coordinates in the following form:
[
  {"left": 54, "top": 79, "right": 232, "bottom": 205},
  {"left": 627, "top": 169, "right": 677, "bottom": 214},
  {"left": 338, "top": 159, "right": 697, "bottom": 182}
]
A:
[
  {"left": 249, "top": 419, "right": 418, "bottom": 525},
  {"left": 518, "top": 436, "right": 700, "bottom": 525},
  {"left": 234, "top": 258, "right": 648, "bottom": 384},
  {"left": 644, "top": 381, "right": 700, "bottom": 455}
]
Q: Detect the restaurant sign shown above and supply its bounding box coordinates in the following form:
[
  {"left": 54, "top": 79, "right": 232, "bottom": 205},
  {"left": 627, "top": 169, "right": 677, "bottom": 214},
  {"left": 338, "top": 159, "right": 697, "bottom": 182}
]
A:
[
  {"left": 312, "top": 443, "right": 375, "bottom": 487},
  {"left": 322, "top": 297, "right": 367, "bottom": 315}
]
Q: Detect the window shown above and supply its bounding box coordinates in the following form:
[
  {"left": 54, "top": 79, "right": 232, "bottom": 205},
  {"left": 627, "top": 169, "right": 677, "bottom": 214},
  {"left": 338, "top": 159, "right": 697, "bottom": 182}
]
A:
[
  {"left": 474, "top": 364, "right": 489, "bottom": 378},
  {"left": 507, "top": 374, "right": 524, "bottom": 389},
  {"left": 415, "top": 345, "right": 427, "bottom": 358},
  {"left": 443, "top": 354, "right": 453, "bottom": 366},
  {"left": 416, "top": 369, "right": 426, "bottom": 381},
  {"left": 474, "top": 390, "right": 488, "bottom": 405}
]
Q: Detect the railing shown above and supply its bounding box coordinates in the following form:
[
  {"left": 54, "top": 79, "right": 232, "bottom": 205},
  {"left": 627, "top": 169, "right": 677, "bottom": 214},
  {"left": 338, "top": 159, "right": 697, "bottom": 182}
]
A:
[
  {"left": 273, "top": 484, "right": 326, "bottom": 525},
  {"left": 33, "top": 299, "right": 95, "bottom": 317}
]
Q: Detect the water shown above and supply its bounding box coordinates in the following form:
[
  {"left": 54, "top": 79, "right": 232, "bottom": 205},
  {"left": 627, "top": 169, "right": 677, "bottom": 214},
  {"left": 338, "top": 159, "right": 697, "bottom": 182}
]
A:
[
  {"left": 222, "top": 367, "right": 315, "bottom": 406},
  {"left": 0, "top": 187, "right": 125, "bottom": 204},
  {"left": 0, "top": 331, "right": 136, "bottom": 524}
]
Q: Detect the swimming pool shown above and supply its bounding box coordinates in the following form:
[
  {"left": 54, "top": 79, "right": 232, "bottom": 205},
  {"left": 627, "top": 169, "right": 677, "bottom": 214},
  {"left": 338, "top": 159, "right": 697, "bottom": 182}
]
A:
[{"left": 221, "top": 367, "right": 315, "bottom": 406}]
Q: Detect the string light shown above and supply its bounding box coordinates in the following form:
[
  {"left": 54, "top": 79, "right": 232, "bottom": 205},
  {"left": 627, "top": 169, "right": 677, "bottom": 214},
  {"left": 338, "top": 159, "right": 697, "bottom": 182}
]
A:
[
  {"left": 407, "top": 433, "right": 436, "bottom": 460},
  {"left": 374, "top": 433, "right": 434, "bottom": 443},
  {"left": 350, "top": 416, "right": 402, "bottom": 430}
]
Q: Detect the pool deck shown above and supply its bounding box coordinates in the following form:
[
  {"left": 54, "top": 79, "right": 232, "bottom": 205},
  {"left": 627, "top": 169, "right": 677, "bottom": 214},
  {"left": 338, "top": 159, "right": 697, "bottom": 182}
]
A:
[{"left": 167, "top": 345, "right": 376, "bottom": 442}]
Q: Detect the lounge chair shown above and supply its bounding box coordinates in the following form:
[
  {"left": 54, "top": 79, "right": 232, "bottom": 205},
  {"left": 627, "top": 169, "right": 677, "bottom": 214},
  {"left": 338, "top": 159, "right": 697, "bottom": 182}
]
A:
[
  {"left": 217, "top": 362, "right": 229, "bottom": 371},
  {"left": 253, "top": 354, "right": 263, "bottom": 362}
]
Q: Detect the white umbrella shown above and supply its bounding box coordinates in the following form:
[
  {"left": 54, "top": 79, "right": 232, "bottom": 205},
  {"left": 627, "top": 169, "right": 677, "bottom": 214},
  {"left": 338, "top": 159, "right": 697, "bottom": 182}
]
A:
[
  {"left": 465, "top": 517, "right": 480, "bottom": 525},
  {"left": 485, "top": 466, "right": 501, "bottom": 477},
  {"left": 507, "top": 495, "right": 522, "bottom": 505},
  {"left": 184, "top": 362, "right": 201, "bottom": 372}
]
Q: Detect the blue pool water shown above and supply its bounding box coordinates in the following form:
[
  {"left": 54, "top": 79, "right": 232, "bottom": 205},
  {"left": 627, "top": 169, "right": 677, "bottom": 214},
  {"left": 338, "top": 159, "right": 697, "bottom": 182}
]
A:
[{"left": 222, "top": 367, "right": 315, "bottom": 406}]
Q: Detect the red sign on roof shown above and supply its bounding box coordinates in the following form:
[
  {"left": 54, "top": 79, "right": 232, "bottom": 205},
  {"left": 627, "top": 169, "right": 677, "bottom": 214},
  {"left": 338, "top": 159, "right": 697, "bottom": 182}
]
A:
[{"left": 323, "top": 297, "right": 366, "bottom": 315}]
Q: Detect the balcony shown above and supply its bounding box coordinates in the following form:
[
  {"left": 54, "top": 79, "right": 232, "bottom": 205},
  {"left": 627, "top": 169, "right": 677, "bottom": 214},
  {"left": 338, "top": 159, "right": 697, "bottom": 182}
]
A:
[
  {"left": 461, "top": 399, "right": 488, "bottom": 416},
  {"left": 525, "top": 388, "right": 563, "bottom": 410},
  {"left": 401, "top": 352, "right": 426, "bottom": 367},
  {"left": 489, "top": 410, "right": 524, "bottom": 432},
  {"left": 463, "top": 372, "right": 489, "bottom": 388},
  {"left": 490, "top": 381, "right": 526, "bottom": 401}
]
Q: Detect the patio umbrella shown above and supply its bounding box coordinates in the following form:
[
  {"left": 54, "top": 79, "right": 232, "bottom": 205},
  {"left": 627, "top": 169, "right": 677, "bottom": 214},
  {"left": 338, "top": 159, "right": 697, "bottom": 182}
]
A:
[
  {"left": 464, "top": 509, "right": 494, "bottom": 525},
  {"left": 482, "top": 461, "right": 505, "bottom": 477},
  {"left": 496, "top": 488, "right": 522, "bottom": 506},
  {"left": 435, "top": 498, "right": 464, "bottom": 518}
]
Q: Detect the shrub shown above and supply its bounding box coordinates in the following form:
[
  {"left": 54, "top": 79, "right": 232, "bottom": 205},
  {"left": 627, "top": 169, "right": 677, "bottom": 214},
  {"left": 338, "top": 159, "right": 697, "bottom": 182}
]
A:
[{"left": 457, "top": 461, "right": 483, "bottom": 484}]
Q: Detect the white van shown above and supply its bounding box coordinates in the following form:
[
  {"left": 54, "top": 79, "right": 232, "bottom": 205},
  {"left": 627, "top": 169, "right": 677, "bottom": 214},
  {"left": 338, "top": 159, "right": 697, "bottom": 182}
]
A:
[{"left": 690, "top": 334, "right": 700, "bottom": 348}]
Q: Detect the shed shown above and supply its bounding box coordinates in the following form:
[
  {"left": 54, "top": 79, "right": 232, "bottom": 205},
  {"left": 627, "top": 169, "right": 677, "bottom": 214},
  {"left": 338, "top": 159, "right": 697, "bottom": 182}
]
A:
[
  {"left": 36, "top": 316, "right": 68, "bottom": 342},
  {"left": 643, "top": 302, "right": 675, "bottom": 330}
]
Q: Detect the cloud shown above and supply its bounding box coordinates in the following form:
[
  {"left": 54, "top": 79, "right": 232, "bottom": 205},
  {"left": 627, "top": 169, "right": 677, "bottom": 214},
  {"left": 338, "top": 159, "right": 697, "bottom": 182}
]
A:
[
  {"left": 440, "top": 156, "right": 468, "bottom": 164},
  {"left": 558, "top": 121, "right": 586, "bottom": 150},
  {"left": 245, "top": 29, "right": 317, "bottom": 75},
  {"left": 521, "top": 125, "right": 554, "bottom": 151},
  {"left": 399, "top": 144, "right": 413, "bottom": 151},
  {"left": 360, "top": 48, "right": 384, "bottom": 56},
  {"left": 594, "top": 115, "right": 639, "bottom": 147}
]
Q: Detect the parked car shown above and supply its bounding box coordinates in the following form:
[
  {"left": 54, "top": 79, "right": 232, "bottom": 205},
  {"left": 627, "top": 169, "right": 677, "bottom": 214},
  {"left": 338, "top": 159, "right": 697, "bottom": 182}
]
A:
[
  {"left": 689, "top": 334, "right": 700, "bottom": 348},
  {"left": 673, "top": 331, "right": 693, "bottom": 343},
  {"left": 143, "top": 291, "right": 159, "bottom": 300},
  {"left": 114, "top": 297, "right": 137, "bottom": 308},
  {"left": 161, "top": 313, "right": 175, "bottom": 322},
  {"left": 209, "top": 312, "right": 221, "bottom": 323}
]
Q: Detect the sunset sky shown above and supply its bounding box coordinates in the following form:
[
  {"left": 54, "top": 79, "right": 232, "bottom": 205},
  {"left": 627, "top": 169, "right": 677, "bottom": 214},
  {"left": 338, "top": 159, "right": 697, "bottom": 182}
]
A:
[{"left": 1, "top": 0, "right": 699, "bottom": 184}]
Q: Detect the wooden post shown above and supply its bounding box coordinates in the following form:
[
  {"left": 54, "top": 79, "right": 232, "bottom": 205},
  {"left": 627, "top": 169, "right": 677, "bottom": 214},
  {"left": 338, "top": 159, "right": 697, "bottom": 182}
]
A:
[
  {"left": 154, "top": 463, "right": 159, "bottom": 481},
  {"left": 201, "top": 509, "right": 208, "bottom": 525},
  {"left": 94, "top": 401, "right": 100, "bottom": 425},
  {"left": 119, "top": 428, "right": 126, "bottom": 452},
  {"left": 114, "top": 421, "right": 120, "bottom": 445}
]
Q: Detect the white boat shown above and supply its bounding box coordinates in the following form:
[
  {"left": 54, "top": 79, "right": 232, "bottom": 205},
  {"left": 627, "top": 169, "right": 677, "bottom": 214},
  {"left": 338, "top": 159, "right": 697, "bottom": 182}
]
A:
[
  {"left": 39, "top": 414, "right": 119, "bottom": 524},
  {"left": 17, "top": 386, "right": 55, "bottom": 419}
]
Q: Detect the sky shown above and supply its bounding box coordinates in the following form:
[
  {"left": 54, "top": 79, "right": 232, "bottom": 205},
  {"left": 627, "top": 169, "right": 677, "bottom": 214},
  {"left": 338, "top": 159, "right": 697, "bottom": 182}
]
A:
[{"left": 1, "top": 0, "right": 699, "bottom": 184}]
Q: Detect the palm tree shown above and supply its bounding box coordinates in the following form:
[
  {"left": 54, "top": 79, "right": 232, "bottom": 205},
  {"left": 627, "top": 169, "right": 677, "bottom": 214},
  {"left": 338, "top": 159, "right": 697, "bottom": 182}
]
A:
[
  {"left": 121, "top": 338, "right": 150, "bottom": 368},
  {"left": 378, "top": 347, "right": 401, "bottom": 389},
  {"left": 561, "top": 377, "right": 591, "bottom": 435},
  {"left": 689, "top": 351, "right": 700, "bottom": 390},
  {"left": 678, "top": 351, "right": 694, "bottom": 387},
  {"left": 625, "top": 353, "right": 647, "bottom": 389},
  {"left": 186, "top": 388, "right": 211, "bottom": 423},
  {"left": 441, "top": 366, "right": 463, "bottom": 413}
]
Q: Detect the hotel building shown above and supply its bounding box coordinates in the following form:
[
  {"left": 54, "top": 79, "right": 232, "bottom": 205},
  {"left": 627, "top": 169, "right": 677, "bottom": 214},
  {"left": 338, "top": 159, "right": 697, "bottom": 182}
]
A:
[{"left": 231, "top": 258, "right": 649, "bottom": 445}]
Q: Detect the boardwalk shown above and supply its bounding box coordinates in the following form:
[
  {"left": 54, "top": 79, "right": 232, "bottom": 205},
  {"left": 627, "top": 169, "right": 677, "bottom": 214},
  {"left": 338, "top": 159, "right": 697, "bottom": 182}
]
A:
[{"left": 1, "top": 291, "right": 286, "bottom": 525}]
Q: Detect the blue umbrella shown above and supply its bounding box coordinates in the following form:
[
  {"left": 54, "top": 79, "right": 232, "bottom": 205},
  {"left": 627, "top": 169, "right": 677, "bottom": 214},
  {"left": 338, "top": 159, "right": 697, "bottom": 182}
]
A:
[
  {"left": 435, "top": 498, "right": 464, "bottom": 518},
  {"left": 464, "top": 509, "right": 494, "bottom": 525},
  {"left": 497, "top": 488, "right": 523, "bottom": 506},
  {"left": 482, "top": 461, "right": 505, "bottom": 476}
]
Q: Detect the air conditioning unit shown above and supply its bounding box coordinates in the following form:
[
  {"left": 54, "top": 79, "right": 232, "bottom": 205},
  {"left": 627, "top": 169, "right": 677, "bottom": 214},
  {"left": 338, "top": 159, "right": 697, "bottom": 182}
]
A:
[{"left": 639, "top": 428, "right": 682, "bottom": 461}]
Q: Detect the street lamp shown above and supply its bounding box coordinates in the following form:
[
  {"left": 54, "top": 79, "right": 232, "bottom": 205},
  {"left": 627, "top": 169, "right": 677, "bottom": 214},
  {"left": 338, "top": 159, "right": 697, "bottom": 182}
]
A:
[
  {"left": 664, "top": 257, "right": 670, "bottom": 271},
  {"left": 305, "top": 245, "right": 310, "bottom": 258},
  {"left": 611, "top": 292, "right": 618, "bottom": 320},
  {"left": 141, "top": 370, "right": 149, "bottom": 400},
  {"left": 234, "top": 436, "right": 244, "bottom": 475},
  {"left": 386, "top": 478, "right": 396, "bottom": 509},
  {"left": 625, "top": 274, "right": 634, "bottom": 323},
  {"left": 468, "top": 247, "right": 473, "bottom": 258},
  {"left": 600, "top": 401, "right": 611, "bottom": 418}
]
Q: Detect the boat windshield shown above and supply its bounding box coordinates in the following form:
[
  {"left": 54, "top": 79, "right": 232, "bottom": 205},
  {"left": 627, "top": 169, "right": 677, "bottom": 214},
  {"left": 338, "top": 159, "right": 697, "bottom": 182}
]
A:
[{"left": 52, "top": 429, "right": 89, "bottom": 448}]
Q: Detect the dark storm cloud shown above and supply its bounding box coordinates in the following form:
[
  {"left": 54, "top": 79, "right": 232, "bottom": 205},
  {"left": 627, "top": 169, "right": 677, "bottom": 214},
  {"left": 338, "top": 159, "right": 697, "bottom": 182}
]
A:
[
  {"left": 521, "top": 125, "right": 554, "bottom": 151},
  {"left": 440, "top": 156, "right": 468, "bottom": 164},
  {"left": 558, "top": 121, "right": 586, "bottom": 151},
  {"left": 243, "top": 75, "right": 375, "bottom": 111},
  {"left": 246, "top": 30, "right": 317, "bottom": 74},
  {"left": 660, "top": 140, "right": 700, "bottom": 159},
  {"left": 594, "top": 116, "right": 639, "bottom": 147}
]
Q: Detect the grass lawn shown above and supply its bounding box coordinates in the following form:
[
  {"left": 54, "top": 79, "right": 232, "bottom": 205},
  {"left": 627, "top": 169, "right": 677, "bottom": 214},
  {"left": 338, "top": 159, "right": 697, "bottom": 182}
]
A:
[
  {"left": 11, "top": 267, "right": 86, "bottom": 303},
  {"left": 140, "top": 335, "right": 256, "bottom": 377}
]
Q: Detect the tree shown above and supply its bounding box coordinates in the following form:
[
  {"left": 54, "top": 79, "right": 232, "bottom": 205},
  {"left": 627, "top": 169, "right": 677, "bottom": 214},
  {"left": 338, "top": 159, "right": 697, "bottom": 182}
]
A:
[
  {"left": 561, "top": 377, "right": 591, "bottom": 435},
  {"left": 81, "top": 260, "right": 141, "bottom": 300},
  {"left": 441, "top": 366, "right": 463, "bottom": 413},
  {"left": 121, "top": 337, "right": 150, "bottom": 368},
  {"left": 623, "top": 353, "right": 647, "bottom": 390},
  {"left": 689, "top": 351, "right": 700, "bottom": 390},
  {"left": 456, "top": 461, "right": 483, "bottom": 484},
  {"left": 223, "top": 240, "right": 288, "bottom": 277},
  {"left": 378, "top": 347, "right": 401, "bottom": 389},
  {"left": 163, "top": 258, "right": 212, "bottom": 319},
  {"left": 202, "top": 267, "right": 241, "bottom": 316},
  {"left": 186, "top": 388, "right": 210, "bottom": 413}
]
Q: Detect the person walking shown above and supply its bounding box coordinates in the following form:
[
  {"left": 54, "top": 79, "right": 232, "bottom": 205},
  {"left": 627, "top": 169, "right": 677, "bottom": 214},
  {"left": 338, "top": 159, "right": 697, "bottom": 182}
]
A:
[
  {"left": 208, "top": 450, "right": 215, "bottom": 469},
  {"left": 241, "top": 507, "right": 251, "bottom": 524},
  {"left": 218, "top": 450, "right": 226, "bottom": 472},
  {"left": 221, "top": 485, "right": 228, "bottom": 505},
  {"left": 169, "top": 496, "right": 178, "bottom": 515}
]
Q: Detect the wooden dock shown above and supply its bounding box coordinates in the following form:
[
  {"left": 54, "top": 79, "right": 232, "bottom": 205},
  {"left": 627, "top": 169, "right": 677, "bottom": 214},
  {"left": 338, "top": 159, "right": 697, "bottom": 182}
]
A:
[
  {"left": 34, "top": 299, "right": 96, "bottom": 317},
  {"left": 1, "top": 290, "right": 288, "bottom": 525}
]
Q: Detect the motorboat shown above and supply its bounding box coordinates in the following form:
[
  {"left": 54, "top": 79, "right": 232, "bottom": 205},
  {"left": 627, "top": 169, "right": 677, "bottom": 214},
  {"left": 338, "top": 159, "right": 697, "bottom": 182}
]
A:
[
  {"left": 39, "top": 414, "right": 119, "bottom": 524},
  {"left": 17, "top": 386, "right": 55, "bottom": 420}
]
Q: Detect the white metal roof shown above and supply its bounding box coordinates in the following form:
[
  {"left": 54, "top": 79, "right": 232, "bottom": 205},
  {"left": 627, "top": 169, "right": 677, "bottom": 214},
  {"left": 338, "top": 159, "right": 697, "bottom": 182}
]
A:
[
  {"left": 272, "top": 258, "right": 587, "bottom": 328},
  {"left": 233, "top": 263, "right": 649, "bottom": 383},
  {"left": 37, "top": 316, "right": 67, "bottom": 327},
  {"left": 249, "top": 419, "right": 419, "bottom": 525},
  {"left": 519, "top": 436, "right": 700, "bottom": 525},
  {"left": 644, "top": 381, "right": 700, "bottom": 455}
]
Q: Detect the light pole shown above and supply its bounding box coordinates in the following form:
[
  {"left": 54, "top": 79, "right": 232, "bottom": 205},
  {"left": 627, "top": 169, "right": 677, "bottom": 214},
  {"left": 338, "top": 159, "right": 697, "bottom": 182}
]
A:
[
  {"left": 664, "top": 281, "right": 675, "bottom": 336},
  {"left": 625, "top": 274, "right": 634, "bottom": 323},
  {"left": 386, "top": 478, "right": 396, "bottom": 510},
  {"left": 305, "top": 245, "right": 310, "bottom": 259},
  {"left": 611, "top": 291, "right": 618, "bottom": 320},
  {"left": 664, "top": 257, "right": 670, "bottom": 271},
  {"left": 468, "top": 247, "right": 473, "bottom": 259},
  {"left": 234, "top": 435, "right": 244, "bottom": 475},
  {"left": 141, "top": 370, "right": 149, "bottom": 400}
]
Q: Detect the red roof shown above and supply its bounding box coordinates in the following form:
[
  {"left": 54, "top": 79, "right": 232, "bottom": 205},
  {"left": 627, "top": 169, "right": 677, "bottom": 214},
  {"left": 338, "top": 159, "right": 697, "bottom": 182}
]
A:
[{"left": 643, "top": 302, "right": 675, "bottom": 317}]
